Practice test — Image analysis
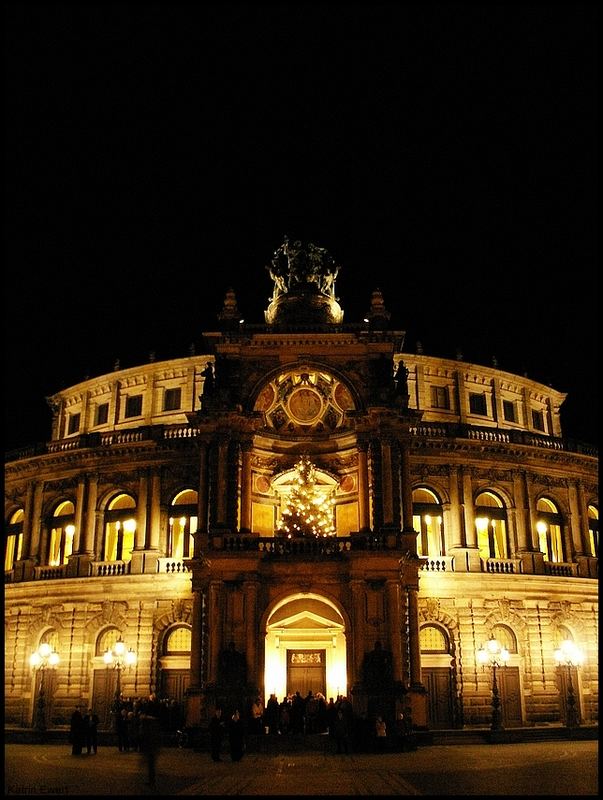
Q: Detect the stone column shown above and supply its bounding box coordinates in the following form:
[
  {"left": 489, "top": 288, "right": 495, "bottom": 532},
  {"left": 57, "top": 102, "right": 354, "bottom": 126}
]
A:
[
  {"left": 386, "top": 580, "right": 403, "bottom": 682},
  {"left": 244, "top": 580, "right": 260, "bottom": 688},
  {"left": 148, "top": 469, "right": 161, "bottom": 551},
  {"left": 28, "top": 482, "right": 44, "bottom": 561},
  {"left": 82, "top": 475, "right": 98, "bottom": 554},
  {"left": 575, "top": 481, "right": 590, "bottom": 556},
  {"left": 189, "top": 589, "right": 204, "bottom": 689},
  {"left": 135, "top": 471, "right": 148, "bottom": 550},
  {"left": 380, "top": 438, "right": 394, "bottom": 527},
  {"left": 350, "top": 580, "right": 366, "bottom": 683},
  {"left": 195, "top": 441, "right": 209, "bottom": 557},
  {"left": 406, "top": 585, "right": 422, "bottom": 688},
  {"left": 239, "top": 442, "right": 253, "bottom": 533},
  {"left": 208, "top": 581, "right": 223, "bottom": 685},
  {"left": 215, "top": 436, "right": 229, "bottom": 528},
  {"left": 73, "top": 478, "right": 85, "bottom": 553},
  {"left": 448, "top": 466, "right": 463, "bottom": 548},
  {"left": 357, "top": 441, "right": 370, "bottom": 531}
]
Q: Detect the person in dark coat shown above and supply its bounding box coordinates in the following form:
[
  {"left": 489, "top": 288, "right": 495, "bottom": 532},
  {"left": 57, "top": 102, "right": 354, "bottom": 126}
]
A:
[
  {"left": 208, "top": 707, "right": 225, "bottom": 762},
  {"left": 140, "top": 693, "right": 162, "bottom": 787},
  {"left": 228, "top": 709, "right": 245, "bottom": 762},
  {"left": 69, "top": 705, "right": 86, "bottom": 755},
  {"left": 84, "top": 708, "right": 100, "bottom": 754}
]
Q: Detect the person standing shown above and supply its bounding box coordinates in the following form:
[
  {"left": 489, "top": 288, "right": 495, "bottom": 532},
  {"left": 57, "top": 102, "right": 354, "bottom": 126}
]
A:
[
  {"left": 140, "top": 692, "right": 162, "bottom": 787},
  {"left": 69, "top": 705, "right": 85, "bottom": 755},
  {"left": 228, "top": 709, "right": 245, "bottom": 762},
  {"left": 375, "top": 715, "right": 387, "bottom": 753},
  {"left": 84, "top": 708, "right": 100, "bottom": 754},
  {"left": 208, "top": 707, "right": 225, "bottom": 762}
]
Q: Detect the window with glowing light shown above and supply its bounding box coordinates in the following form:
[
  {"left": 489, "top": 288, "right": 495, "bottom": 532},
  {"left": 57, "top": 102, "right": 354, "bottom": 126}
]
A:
[
  {"left": 164, "top": 626, "right": 192, "bottom": 655},
  {"left": 168, "top": 490, "right": 198, "bottom": 558},
  {"left": 412, "top": 487, "right": 445, "bottom": 557},
  {"left": 419, "top": 625, "right": 449, "bottom": 653},
  {"left": 48, "top": 501, "right": 76, "bottom": 566},
  {"left": 96, "top": 627, "right": 122, "bottom": 657},
  {"left": 491, "top": 624, "right": 517, "bottom": 654},
  {"left": 535, "top": 497, "right": 564, "bottom": 562},
  {"left": 5, "top": 508, "right": 24, "bottom": 571},
  {"left": 587, "top": 505, "right": 598, "bottom": 557},
  {"left": 274, "top": 456, "right": 338, "bottom": 538},
  {"left": 474, "top": 491, "right": 508, "bottom": 560},
  {"left": 103, "top": 494, "right": 136, "bottom": 562}
]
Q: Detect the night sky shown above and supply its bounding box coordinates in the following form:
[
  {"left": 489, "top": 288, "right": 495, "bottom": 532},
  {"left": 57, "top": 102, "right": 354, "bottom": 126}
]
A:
[{"left": 4, "top": 3, "right": 597, "bottom": 452}]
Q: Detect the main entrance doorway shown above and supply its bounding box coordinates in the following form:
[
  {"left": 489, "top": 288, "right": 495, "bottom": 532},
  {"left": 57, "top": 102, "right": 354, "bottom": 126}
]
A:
[
  {"left": 287, "top": 649, "right": 326, "bottom": 697},
  {"left": 264, "top": 593, "right": 347, "bottom": 701}
]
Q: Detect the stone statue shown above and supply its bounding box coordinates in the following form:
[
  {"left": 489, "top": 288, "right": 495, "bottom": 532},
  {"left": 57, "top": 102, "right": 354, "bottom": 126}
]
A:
[
  {"left": 201, "top": 362, "right": 215, "bottom": 397},
  {"left": 394, "top": 361, "right": 409, "bottom": 396},
  {"left": 266, "top": 236, "right": 340, "bottom": 302}
]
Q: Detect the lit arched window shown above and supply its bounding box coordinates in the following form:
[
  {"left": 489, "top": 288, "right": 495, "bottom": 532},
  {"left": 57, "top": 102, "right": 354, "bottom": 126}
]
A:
[
  {"left": 475, "top": 491, "right": 508, "bottom": 560},
  {"left": 5, "top": 508, "right": 24, "bottom": 571},
  {"left": 553, "top": 625, "right": 573, "bottom": 649},
  {"left": 419, "top": 625, "right": 449, "bottom": 653},
  {"left": 587, "top": 505, "right": 598, "bottom": 557},
  {"left": 491, "top": 624, "right": 517, "bottom": 654},
  {"left": 535, "top": 497, "right": 564, "bottom": 563},
  {"left": 164, "top": 626, "right": 192, "bottom": 655},
  {"left": 168, "top": 490, "right": 198, "bottom": 559},
  {"left": 96, "top": 627, "right": 122, "bottom": 657},
  {"left": 48, "top": 501, "right": 75, "bottom": 566},
  {"left": 103, "top": 494, "right": 136, "bottom": 563},
  {"left": 412, "top": 487, "right": 445, "bottom": 557},
  {"left": 39, "top": 629, "right": 59, "bottom": 653}
]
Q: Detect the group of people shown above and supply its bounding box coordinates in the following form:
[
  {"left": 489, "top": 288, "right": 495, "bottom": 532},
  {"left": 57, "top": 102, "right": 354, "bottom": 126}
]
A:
[
  {"left": 69, "top": 706, "right": 99, "bottom": 755},
  {"left": 208, "top": 707, "right": 245, "bottom": 762}
]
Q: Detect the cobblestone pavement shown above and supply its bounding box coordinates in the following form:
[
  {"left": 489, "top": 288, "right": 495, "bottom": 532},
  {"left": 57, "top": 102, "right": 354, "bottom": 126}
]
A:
[{"left": 5, "top": 741, "right": 598, "bottom": 796}]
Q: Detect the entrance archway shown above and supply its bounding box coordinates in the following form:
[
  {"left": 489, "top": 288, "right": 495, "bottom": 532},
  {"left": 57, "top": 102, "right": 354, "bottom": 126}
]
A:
[{"left": 264, "top": 594, "right": 347, "bottom": 701}]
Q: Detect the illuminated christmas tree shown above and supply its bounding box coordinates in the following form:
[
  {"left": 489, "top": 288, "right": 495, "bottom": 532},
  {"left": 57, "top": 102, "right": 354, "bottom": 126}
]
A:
[{"left": 277, "top": 455, "right": 336, "bottom": 538}]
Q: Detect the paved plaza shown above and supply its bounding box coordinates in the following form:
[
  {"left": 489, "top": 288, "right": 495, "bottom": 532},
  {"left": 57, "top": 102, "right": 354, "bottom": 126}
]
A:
[{"left": 5, "top": 740, "right": 598, "bottom": 796}]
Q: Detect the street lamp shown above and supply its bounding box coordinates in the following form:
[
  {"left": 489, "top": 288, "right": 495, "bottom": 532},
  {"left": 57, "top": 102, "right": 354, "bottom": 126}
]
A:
[
  {"left": 554, "top": 639, "right": 584, "bottom": 730},
  {"left": 104, "top": 636, "right": 137, "bottom": 699},
  {"left": 477, "top": 635, "right": 510, "bottom": 731},
  {"left": 30, "top": 642, "right": 60, "bottom": 731}
]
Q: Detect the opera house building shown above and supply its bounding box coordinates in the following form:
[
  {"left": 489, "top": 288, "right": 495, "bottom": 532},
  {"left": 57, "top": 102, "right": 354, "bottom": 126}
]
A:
[{"left": 5, "top": 239, "right": 598, "bottom": 738}]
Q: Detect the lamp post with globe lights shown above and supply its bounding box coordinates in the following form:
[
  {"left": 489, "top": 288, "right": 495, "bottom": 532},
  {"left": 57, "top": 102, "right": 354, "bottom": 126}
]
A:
[
  {"left": 477, "top": 635, "right": 510, "bottom": 731},
  {"left": 104, "top": 636, "right": 137, "bottom": 701},
  {"left": 554, "top": 639, "right": 584, "bottom": 730},
  {"left": 30, "top": 642, "right": 60, "bottom": 731}
]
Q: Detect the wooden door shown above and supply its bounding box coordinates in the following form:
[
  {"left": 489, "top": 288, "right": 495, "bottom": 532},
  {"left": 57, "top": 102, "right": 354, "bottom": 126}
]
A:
[
  {"left": 287, "top": 650, "right": 326, "bottom": 697},
  {"left": 423, "top": 667, "right": 454, "bottom": 729},
  {"left": 499, "top": 666, "right": 523, "bottom": 728},
  {"left": 92, "top": 669, "right": 116, "bottom": 729},
  {"left": 558, "top": 666, "right": 581, "bottom": 725}
]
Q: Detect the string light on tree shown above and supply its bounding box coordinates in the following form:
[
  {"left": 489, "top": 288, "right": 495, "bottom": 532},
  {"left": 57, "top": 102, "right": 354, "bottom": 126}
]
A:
[{"left": 277, "top": 455, "right": 337, "bottom": 538}]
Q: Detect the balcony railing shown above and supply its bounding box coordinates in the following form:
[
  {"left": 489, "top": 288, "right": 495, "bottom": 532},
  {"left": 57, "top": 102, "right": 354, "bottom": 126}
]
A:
[
  {"left": 34, "top": 565, "right": 69, "bottom": 580},
  {"left": 156, "top": 558, "right": 193, "bottom": 573},
  {"left": 420, "top": 556, "right": 455, "bottom": 572},
  {"left": 483, "top": 557, "right": 523, "bottom": 574},
  {"left": 89, "top": 560, "right": 131, "bottom": 577},
  {"left": 544, "top": 560, "right": 578, "bottom": 577}
]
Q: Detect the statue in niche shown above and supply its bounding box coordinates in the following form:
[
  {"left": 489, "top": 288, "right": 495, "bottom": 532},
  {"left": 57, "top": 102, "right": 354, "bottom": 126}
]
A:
[
  {"left": 218, "top": 641, "right": 247, "bottom": 688},
  {"left": 394, "top": 360, "right": 409, "bottom": 399},
  {"left": 200, "top": 362, "right": 215, "bottom": 397},
  {"left": 362, "top": 640, "right": 394, "bottom": 689}
]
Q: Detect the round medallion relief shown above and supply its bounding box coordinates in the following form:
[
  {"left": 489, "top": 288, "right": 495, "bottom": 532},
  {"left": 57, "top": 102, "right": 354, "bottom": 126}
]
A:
[
  {"left": 256, "top": 476, "right": 271, "bottom": 494},
  {"left": 287, "top": 387, "right": 323, "bottom": 423}
]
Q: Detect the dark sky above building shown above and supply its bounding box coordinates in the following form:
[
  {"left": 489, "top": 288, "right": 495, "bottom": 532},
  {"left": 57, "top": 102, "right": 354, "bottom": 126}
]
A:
[{"left": 4, "top": 3, "right": 598, "bottom": 451}]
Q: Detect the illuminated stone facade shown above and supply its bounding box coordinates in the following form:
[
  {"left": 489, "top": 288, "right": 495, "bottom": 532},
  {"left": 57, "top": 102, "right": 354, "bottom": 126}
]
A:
[{"left": 4, "top": 241, "right": 598, "bottom": 734}]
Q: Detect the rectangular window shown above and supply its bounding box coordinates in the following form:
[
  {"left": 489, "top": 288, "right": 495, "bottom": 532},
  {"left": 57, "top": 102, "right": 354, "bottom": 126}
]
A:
[
  {"left": 430, "top": 385, "right": 450, "bottom": 409},
  {"left": 67, "top": 412, "right": 81, "bottom": 435},
  {"left": 95, "top": 403, "right": 109, "bottom": 426},
  {"left": 163, "top": 387, "right": 182, "bottom": 411},
  {"left": 532, "top": 409, "right": 545, "bottom": 431},
  {"left": 469, "top": 392, "right": 488, "bottom": 416},
  {"left": 125, "top": 394, "right": 143, "bottom": 418},
  {"left": 502, "top": 400, "right": 516, "bottom": 422}
]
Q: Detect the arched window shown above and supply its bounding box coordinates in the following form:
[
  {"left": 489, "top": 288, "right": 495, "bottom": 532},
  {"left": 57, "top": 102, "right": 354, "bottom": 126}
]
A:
[
  {"left": 39, "top": 629, "right": 60, "bottom": 653},
  {"left": 475, "top": 491, "right": 508, "bottom": 560},
  {"left": 535, "top": 497, "right": 564, "bottom": 563},
  {"left": 96, "top": 627, "right": 122, "bottom": 657},
  {"left": 48, "top": 501, "right": 75, "bottom": 566},
  {"left": 491, "top": 624, "right": 517, "bottom": 654},
  {"left": 419, "top": 625, "right": 449, "bottom": 653},
  {"left": 103, "top": 494, "right": 136, "bottom": 563},
  {"left": 412, "top": 488, "right": 445, "bottom": 557},
  {"left": 587, "top": 505, "right": 598, "bottom": 557},
  {"left": 168, "top": 490, "right": 198, "bottom": 559},
  {"left": 5, "top": 508, "right": 24, "bottom": 571},
  {"left": 163, "top": 626, "right": 192, "bottom": 655}
]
